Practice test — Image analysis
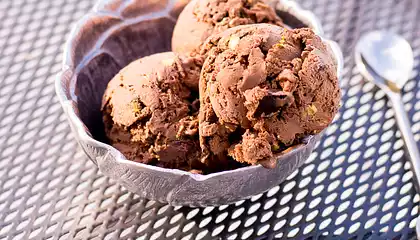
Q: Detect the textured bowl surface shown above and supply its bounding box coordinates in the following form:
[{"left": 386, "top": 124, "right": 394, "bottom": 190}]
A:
[{"left": 55, "top": 0, "right": 342, "bottom": 206}]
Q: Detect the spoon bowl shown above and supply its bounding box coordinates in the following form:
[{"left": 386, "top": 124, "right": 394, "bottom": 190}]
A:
[{"left": 355, "top": 31, "right": 414, "bottom": 91}]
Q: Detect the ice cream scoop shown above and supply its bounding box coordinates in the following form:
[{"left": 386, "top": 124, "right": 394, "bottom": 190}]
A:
[
  {"left": 101, "top": 52, "right": 205, "bottom": 172},
  {"left": 172, "top": 0, "right": 285, "bottom": 56},
  {"left": 199, "top": 24, "right": 341, "bottom": 168}
]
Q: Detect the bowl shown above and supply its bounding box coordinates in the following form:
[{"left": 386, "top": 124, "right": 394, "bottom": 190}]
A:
[{"left": 55, "top": 0, "right": 343, "bottom": 207}]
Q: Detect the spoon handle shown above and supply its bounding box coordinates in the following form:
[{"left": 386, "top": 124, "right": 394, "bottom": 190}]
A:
[
  {"left": 388, "top": 92, "right": 420, "bottom": 181},
  {"left": 389, "top": 92, "right": 420, "bottom": 239}
]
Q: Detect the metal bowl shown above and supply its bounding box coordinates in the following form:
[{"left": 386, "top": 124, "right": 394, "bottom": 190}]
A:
[{"left": 55, "top": 0, "right": 343, "bottom": 207}]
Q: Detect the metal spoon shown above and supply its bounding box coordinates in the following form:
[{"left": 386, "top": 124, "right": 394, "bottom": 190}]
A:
[{"left": 355, "top": 31, "right": 420, "bottom": 236}]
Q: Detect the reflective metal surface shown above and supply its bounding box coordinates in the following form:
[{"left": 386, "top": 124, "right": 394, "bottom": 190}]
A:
[{"left": 355, "top": 31, "right": 420, "bottom": 239}]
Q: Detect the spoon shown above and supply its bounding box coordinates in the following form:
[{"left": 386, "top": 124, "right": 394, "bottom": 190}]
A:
[{"left": 355, "top": 31, "right": 420, "bottom": 237}]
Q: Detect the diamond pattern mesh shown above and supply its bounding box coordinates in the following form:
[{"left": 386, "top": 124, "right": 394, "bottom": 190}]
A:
[{"left": 1, "top": 0, "right": 420, "bottom": 239}]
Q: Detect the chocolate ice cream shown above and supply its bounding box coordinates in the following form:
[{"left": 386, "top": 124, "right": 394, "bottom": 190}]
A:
[
  {"left": 199, "top": 24, "right": 340, "bottom": 168},
  {"left": 172, "top": 0, "right": 285, "bottom": 56},
  {"left": 102, "top": 52, "right": 205, "bottom": 172}
]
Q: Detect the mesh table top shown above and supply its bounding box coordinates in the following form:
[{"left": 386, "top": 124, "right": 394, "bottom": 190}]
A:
[{"left": 1, "top": 0, "right": 420, "bottom": 239}]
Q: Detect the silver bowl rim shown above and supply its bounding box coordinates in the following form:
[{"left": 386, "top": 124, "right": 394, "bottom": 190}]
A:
[{"left": 55, "top": 0, "right": 343, "bottom": 181}]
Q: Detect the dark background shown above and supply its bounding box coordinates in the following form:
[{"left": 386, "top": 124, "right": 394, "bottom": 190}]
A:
[{"left": 0, "top": 0, "right": 419, "bottom": 239}]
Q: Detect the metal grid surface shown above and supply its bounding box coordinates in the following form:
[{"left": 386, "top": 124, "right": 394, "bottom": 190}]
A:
[{"left": 1, "top": 0, "right": 420, "bottom": 239}]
